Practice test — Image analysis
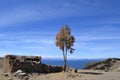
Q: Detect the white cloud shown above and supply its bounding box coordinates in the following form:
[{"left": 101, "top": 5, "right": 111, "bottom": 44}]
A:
[
  {"left": 77, "top": 36, "right": 120, "bottom": 41},
  {"left": 0, "top": 32, "right": 56, "bottom": 55}
]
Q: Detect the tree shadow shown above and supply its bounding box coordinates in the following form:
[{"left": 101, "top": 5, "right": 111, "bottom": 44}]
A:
[{"left": 79, "top": 72, "right": 103, "bottom": 75}]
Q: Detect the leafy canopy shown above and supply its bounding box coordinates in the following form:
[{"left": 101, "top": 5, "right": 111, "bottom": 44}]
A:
[{"left": 56, "top": 25, "right": 75, "bottom": 53}]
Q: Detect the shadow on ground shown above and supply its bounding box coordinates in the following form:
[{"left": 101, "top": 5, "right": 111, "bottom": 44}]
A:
[{"left": 79, "top": 72, "right": 103, "bottom": 75}]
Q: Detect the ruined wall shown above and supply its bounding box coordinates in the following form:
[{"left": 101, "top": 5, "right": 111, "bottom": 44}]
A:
[{"left": 3, "top": 55, "right": 63, "bottom": 73}]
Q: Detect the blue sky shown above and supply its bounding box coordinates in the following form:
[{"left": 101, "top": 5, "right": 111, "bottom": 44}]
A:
[{"left": 0, "top": 0, "right": 120, "bottom": 59}]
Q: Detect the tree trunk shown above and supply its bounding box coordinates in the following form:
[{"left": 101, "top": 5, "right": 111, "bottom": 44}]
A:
[
  {"left": 63, "top": 41, "right": 68, "bottom": 72},
  {"left": 62, "top": 48, "right": 66, "bottom": 72},
  {"left": 64, "top": 58, "right": 67, "bottom": 72},
  {"left": 63, "top": 45, "right": 67, "bottom": 72}
]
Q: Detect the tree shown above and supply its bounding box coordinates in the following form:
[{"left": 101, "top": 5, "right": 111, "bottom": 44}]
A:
[{"left": 56, "top": 25, "right": 75, "bottom": 71}]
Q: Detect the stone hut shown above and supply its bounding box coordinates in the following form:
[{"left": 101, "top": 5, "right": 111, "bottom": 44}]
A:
[
  {"left": 3, "top": 55, "right": 42, "bottom": 73},
  {"left": 3, "top": 55, "right": 63, "bottom": 73}
]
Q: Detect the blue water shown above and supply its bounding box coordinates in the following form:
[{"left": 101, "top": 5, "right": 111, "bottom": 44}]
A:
[{"left": 42, "top": 59, "right": 102, "bottom": 69}]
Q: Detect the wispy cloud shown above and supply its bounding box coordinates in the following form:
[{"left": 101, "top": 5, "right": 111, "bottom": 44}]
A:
[
  {"left": 77, "top": 36, "right": 120, "bottom": 41},
  {"left": 74, "top": 26, "right": 120, "bottom": 52},
  {"left": 80, "top": 0, "right": 105, "bottom": 6},
  {"left": 76, "top": 26, "right": 120, "bottom": 41},
  {"left": 0, "top": 31, "right": 56, "bottom": 56},
  {"left": 0, "top": 7, "right": 40, "bottom": 26},
  {"left": 0, "top": 0, "right": 117, "bottom": 27}
]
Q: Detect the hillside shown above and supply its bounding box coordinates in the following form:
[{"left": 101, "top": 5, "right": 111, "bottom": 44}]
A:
[
  {"left": 85, "top": 58, "right": 120, "bottom": 71},
  {"left": 0, "top": 57, "right": 3, "bottom": 69}
]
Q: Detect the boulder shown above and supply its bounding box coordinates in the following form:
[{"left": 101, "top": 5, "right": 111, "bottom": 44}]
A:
[
  {"left": 3, "top": 72, "right": 9, "bottom": 77},
  {"left": 13, "top": 70, "right": 22, "bottom": 76},
  {"left": 13, "top": 70, "right": 29, "bottom": 80},
  {"left": 116, "top": 67, "right": 120, "bottom": 72}
]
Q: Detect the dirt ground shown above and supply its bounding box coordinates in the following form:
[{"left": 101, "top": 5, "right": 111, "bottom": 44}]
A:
[
  {"left": 28, "top": 70, "right": 120, "bottom": 80},
  {"left": 1, "top": 69, "right": 119, "bottom": 80}
]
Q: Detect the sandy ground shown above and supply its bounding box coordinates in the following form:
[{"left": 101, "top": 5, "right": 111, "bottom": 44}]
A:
[
  {"left": 28, "top": 70, "right": 120, "bottom": 80},
  {"left": 97, "top": 72, "right": 120, "bottom": 80},
  {"left": 1, "top": 69, "right": 120, "bottom": 80}
]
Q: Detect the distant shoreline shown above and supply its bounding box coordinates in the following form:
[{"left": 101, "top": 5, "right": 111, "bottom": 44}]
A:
[{"left": 42, "top": 58, "right": 103, "bottom": 69}]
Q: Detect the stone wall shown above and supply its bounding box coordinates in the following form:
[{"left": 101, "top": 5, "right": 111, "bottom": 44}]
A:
[{"left": 3, "top": 55, "right": 63, "bottom": 73}]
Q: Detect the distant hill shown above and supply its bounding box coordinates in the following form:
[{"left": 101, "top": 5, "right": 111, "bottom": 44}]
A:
[
  {"left": 0, "top": 57, "right": 4, "bottom": 69},
  {"left": 0, "top": 57, "right": 3, "bottom": 59},
  {"left": 85, "top": 58, "right": 120, "bottom": 71}
]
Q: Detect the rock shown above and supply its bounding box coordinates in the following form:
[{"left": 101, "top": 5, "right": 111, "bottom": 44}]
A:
[
  {"left": 18, "top": 72, "right": 26, "bottom": 77},
  {"left": 14, "top": 70, "right": 22, "bottom": 77},
  {"left": 74, "top": 68, "right": 78, "bottom": 73},
  {"left": 116, "top": 67, "right": 120, "bottom": 72},
  {"left": 8, "top": 78, "right": 14, "bottom": 80},
  {"left": 24, "top": 76, "right": 29, "bottom": 80},
  {"left": 104, "top": 67, "right": 109, "bottom": 72},
  {"left": 3, "top": 72, "right": 9, "bottom": 77},
  {"left": 13, "top": 70, "right": 22, "bottom": 76},
  {"left": 18, "top": 72, "right": 26, "bottom": 75},
  {"left": 13, "top": 70, "right": 29, "bottom": 80}
]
